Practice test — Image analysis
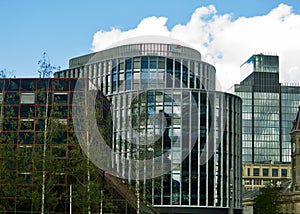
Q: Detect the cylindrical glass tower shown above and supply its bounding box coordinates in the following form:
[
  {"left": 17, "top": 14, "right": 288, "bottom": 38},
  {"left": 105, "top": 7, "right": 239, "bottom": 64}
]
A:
[{"left": 55, "top": 35, "right": 242, "bottom": 214}]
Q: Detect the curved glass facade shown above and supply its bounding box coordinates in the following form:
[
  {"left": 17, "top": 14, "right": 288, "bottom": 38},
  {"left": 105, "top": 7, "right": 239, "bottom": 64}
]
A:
[
  {"left": 55, "top": 38, "right": 242, "bottom": 213},
  {"left": 58, "top": 41, "right": 215, "bottom": 92}
]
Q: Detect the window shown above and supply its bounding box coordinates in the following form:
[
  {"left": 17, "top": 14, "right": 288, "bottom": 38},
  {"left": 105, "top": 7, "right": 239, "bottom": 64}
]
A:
[
  {"left": 281, "top": 169, "right": 287, "bottom": 177},
  {"left": 4, "top": 92, "right": 19, "bottom": 104},
  {"left": 133, "top": 57, "right": 141, "bottom": 71},
  {"left": 272, "top": 168, "right": 278, "bottom": 177},
  {"left": 158, "top": 57, "right": 165, "bottom": 70},
  {"left": 17, "top": 146, "right": 33, "bottom": 171},
  {"left": 20, "top": 93, "right": 35, "bottom": 104},
  {"left": 244, "top": 179, "right": 252, "bottom": 185},
  {"left": 5, "top": 79, "right": 20, "bottom": 91},
  {"left": 263, "top": 168, "right": 269, "bottom": 177},
  {"left": 150, "top": 57, "right": 157, "bottom": 70},
  {"left": 19, "top": 132, "right": 34, "bottom": 144},
  {"left": 21, "top": 80, "right": 36, "bottom": 91},
  {"left": 54, "top": 93, "right": 68, "bottom": 104},
  {"left": 54, "top": 80, "right": 69, "bottom": 91},
  {"left": 253, "top": 168, "right": 260, "bottom": 176},
  {"left": 141, "top": 57, "right": 148, "bottom": 71},
  {"left": 119, "top": 60, "right": 124, "bottom": 71},
  {"left": 20, "top": 105, "right": 35, "bottom": 117},
  {"left": 125, "top": 58, "right": 132, "bottom": 71},
  {"left": 52, "top": 146, "right": 67, "bottom": 158},
  {"left": 20, "top": 119, "right": 34, "bottom": 130},
  {"left": 18, "top": 173, "right": 32, "bottom": 184},
  {"left": 254, "top": 179, "right": 261, "bottom": 185}
]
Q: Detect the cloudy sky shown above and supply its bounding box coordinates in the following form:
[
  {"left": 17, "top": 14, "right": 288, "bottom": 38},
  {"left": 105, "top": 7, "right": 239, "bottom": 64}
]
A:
[{"left": 1, "top": 1, "right": 300, "bottom": 91}]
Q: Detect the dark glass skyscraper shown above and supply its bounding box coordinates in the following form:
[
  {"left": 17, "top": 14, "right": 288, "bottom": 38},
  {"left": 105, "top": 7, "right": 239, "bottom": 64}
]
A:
[{"left": 234, "top": 54, "right": 300, "bottom": 188}]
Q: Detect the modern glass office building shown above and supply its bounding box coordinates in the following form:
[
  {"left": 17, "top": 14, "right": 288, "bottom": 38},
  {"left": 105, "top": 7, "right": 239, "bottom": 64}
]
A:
[
  {"left": 55, "top": 36, "right": 243, "bottom": 214},
  {"left": 234, "top": 53, "right": 300, "bottom": 188}
]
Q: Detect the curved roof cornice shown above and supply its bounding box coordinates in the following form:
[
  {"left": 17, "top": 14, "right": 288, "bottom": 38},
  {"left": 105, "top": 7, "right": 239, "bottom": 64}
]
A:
[{"left": 105, "top": 35, "right": 193, "bottom": 49}]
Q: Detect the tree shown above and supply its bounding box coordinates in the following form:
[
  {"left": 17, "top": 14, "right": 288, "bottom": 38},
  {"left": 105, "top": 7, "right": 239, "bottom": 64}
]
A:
[
  {"left": 0, "top": 87, "right": 22, "bottom": 212},
  {"left": 66, "top": 145, "right": 121, "bottom": 213},
  {"left": 0, "top": 79, "right": 68, "bottom": 213},
  {"left": 0, "top": 69, "right": 16, "bottom": 78},
  {"left": 0, "top": 79, "right": 126, "bottom": 213},
  {"left": 253, "top": 185, "right": 283, "bottom": 214}
]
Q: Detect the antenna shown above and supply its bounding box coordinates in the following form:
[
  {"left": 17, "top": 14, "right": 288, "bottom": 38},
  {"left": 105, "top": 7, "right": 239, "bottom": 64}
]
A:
[{"left": 38, "top": 52, "right": 60, "bottom": 78}]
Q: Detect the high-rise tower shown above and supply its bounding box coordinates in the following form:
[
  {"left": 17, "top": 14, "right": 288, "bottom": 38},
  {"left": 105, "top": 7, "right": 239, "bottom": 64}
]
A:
[{"left": 234, "top": 53, "right": 300, "bottom": 189}]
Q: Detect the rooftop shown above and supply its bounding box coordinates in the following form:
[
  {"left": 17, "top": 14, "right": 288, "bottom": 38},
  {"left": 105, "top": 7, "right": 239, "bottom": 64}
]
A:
[{"left": 105, "top": 35, "right": 192, "bottom": 49}]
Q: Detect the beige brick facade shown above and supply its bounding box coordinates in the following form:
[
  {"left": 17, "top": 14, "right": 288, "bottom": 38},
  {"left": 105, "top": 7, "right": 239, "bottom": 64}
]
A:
[{"left": 242, "top": 163, "right": 291, "bottom": 189}]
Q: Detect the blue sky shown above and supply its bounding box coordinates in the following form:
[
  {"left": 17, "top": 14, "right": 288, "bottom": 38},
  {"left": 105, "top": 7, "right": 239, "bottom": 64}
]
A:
[{"left": 1, "top": 0, "right": 300, "bottom": 88}]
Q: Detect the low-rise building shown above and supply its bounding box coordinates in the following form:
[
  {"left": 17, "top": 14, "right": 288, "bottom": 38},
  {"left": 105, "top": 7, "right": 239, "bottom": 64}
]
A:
[{"left": 242, "top": 163, "right": 291, "bottom": 189}]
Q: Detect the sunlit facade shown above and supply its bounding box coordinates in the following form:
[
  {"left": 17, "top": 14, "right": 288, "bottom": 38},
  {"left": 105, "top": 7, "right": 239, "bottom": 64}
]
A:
[
  {"left": 55, "top": 36, "right": 243, "bottom": 214},
  {"left": 242, "top": 163, "right": 291, "bottom": 189}
]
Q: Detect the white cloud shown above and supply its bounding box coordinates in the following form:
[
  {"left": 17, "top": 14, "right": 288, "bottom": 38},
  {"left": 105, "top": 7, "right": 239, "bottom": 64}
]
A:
[
  {"left": 92, "top": 3, "right": 300, "bottom": 91},
  {"left": 92, "top": 16, "right": 170, "bottom": 51}
]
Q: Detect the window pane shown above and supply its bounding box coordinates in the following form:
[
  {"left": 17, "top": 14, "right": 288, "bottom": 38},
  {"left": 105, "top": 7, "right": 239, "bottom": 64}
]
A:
[
  {"left": 133, "top": 57, "right": 141, "bottom": 70},
  {"left": 52, "top": 146, "right": 67, "bottom": 158},
  {"left": 158, "top": 57, "right": 165, "bottom": 70},
  {"left": 281, "top": 169, "right": 287, "bottom": 177},
  {"left": 263, "top": 168, "right": 269, "bottom": 176},
  {"left": 21, "top": 80, "right": 36, "bottom": 91},
  {"left": 4, "top": 92, "right": 19, "bottom": 104},
  {"left": 150, "top": 57, "right": 157, "bottom": 70},
  {"left": 54, "top": 93, "right": 68, "bottom": 104},
  {"left": 5, "top": 79, "right": 20, "bottom": 91},
  {"left": 20, "top": 93, "right": 35, "bottom": 104},
  {"left": 272, "top": 168, "right": 278, "bottom": 177},
  {"left": 253, "top": 168, "right": 259, "bottom": 176}
]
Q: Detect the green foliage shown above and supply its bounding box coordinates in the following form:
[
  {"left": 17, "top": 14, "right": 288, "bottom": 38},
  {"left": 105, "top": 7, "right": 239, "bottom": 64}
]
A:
[
  {"left": 253, "top": 185, "right": 283, "bottom": 214},
  {"left": 67, "top": 145, "right": 120, "bottom": 213}
]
